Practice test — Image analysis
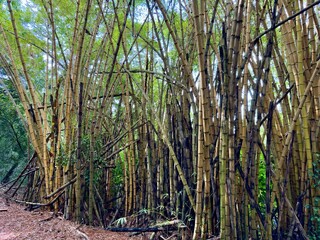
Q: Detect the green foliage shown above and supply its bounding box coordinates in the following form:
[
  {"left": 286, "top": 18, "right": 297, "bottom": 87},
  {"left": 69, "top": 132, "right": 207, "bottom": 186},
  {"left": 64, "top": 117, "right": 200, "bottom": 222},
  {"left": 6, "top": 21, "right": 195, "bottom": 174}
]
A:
[
  {"left": 56, "top": 149, "right": 69, "bottom": 166},
  {"left": 258, "top": 152, "right": 267, "bottom": 213},
  {"left": 0, "top": 84, "right": 29, "bottom": 182},
  {"left": 111, "top": 152, "right": 124, "bottom": 192},
  {"left": 307, "top": 154, "right": 320, "bottom": 239}
]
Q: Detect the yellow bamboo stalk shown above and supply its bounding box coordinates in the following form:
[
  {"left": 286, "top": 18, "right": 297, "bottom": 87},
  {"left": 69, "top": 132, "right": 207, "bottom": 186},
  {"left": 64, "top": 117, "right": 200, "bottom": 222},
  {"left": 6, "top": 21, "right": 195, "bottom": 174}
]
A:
[
  {"left": 193, "top": 96, "right": 204, "bottom": 240},
  {"left": 7, "top": 0, "right": 44, "bottom": 158}
]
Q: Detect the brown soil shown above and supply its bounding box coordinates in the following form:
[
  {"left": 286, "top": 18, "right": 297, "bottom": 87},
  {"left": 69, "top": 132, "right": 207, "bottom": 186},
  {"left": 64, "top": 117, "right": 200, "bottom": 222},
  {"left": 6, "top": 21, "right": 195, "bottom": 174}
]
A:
[{"left": 0, "top": 196, "right": 143, "bottom": 240}]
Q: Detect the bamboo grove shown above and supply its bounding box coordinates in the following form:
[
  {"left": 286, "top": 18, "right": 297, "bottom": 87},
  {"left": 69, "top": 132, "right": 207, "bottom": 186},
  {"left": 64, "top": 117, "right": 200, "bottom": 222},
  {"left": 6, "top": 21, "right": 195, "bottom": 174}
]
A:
[{"left": 0, "top": 0, "right": 319, "bottom": 239}]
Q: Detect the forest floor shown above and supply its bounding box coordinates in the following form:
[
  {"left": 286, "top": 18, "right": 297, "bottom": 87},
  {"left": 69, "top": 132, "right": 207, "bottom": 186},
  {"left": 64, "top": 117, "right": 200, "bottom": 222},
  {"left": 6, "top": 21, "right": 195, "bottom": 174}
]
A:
[{"left": 0, "top": 195, "right": 143, "bottom": 240}]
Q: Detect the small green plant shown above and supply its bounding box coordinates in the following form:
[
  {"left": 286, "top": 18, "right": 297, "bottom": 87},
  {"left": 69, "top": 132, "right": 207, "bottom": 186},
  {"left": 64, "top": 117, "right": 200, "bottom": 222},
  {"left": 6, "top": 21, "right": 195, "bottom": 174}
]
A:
[{"left": 114, "top": 217, "right": 127, "bottom": 227}]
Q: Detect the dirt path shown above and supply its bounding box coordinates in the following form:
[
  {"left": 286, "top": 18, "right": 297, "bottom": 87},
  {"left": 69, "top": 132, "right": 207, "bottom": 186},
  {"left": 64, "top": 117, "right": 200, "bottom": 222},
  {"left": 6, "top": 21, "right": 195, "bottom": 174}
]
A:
[{"left": 0, "top": 196, "right": 140, "bottom": 240}]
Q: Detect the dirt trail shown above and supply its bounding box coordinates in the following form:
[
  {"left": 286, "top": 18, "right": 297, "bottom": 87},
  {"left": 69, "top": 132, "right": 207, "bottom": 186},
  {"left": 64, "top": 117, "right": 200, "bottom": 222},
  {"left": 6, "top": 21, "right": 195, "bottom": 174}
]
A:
[{"left": 0, "top": 196, "right": 140, "bottom": 240}]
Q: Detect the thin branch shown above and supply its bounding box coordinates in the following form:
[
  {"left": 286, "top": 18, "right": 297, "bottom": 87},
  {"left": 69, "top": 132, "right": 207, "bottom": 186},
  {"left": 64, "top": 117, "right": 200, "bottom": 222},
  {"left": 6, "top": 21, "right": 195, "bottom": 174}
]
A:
[
  {"left": 260, "top": 83, "right": 294, "bottom": 126},
  {"left": 44, "top": 176, "right": 76, "bottom": 199}
]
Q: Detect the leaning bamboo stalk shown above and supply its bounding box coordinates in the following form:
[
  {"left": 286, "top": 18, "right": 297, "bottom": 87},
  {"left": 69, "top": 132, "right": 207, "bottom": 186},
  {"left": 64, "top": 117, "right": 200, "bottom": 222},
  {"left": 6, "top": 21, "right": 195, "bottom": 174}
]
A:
[
  {"left": 6, "top": 0, "right": 44, "bottom": 156},
  {"left": 0, "top": 24, "right": 43, "bottom": 161},
  {"left": 276, "top": 60, "right": 320, "bottom": 219},
  {"left": 279, "top": 57, "right": 320, "bottom": 170}
]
